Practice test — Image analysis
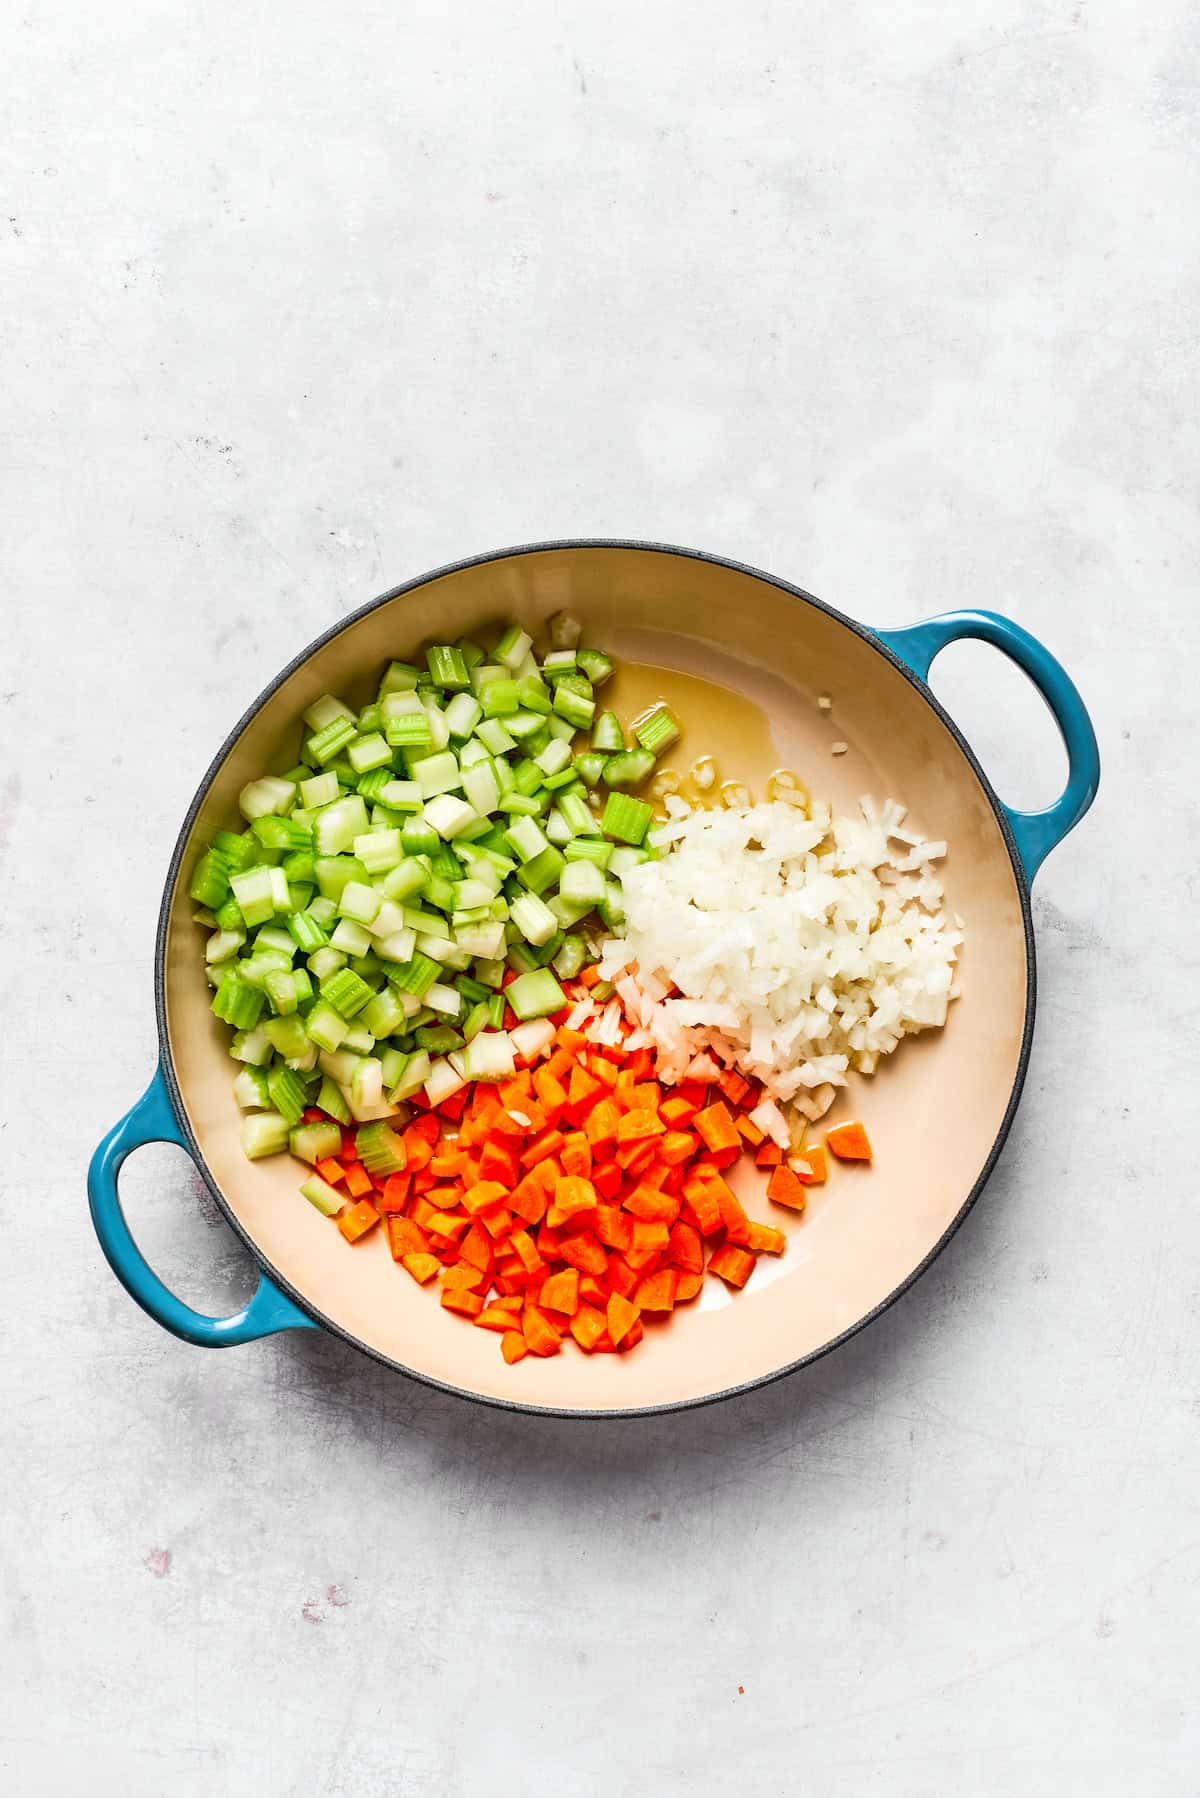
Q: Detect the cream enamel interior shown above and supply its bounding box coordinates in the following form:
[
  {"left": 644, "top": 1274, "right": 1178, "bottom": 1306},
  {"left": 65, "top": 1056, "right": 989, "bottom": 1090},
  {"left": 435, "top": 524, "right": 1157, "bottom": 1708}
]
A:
[{"left": 163, "top": 547, "right": 1029, "bottom": 1411}]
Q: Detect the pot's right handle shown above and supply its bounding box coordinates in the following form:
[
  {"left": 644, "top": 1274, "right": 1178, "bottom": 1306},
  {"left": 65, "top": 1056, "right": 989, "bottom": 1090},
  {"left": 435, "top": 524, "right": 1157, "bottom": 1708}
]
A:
[
  {"left": 88, "top": 1065, "right": 318, "bottom": 1346},
  {"left": 875, "top": 609, "right": 1100, "bottom": 884}
]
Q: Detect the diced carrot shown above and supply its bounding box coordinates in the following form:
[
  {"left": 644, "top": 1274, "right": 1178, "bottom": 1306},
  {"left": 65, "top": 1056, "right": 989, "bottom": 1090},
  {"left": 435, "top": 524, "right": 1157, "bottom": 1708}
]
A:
[
  {"left": 717, "top": 1068, "right": 751, "bottom": 1107},
  {"left": 593, "top": 1162, "right": 623, "bottom": 1201},
  {"left": 623, "top": 1184, "right": 680, "bottom": 1225},
  {"left": 736, "top": 1114, "right": 764, "bottom": 1147},
  {"left": 520, "top": 1129, "right": 565, "bottom": 1170},
  {"left": 594, "top": 1205, "right": 634, "bottom": 1254},
  {"left": 458, "top": 1221, "right": 495, "bottom": 1272},
  {"left": 376, "top": 1171, "right": 412, "bottom": 1214},
  {"left": 767, "top": 1165, "right": 808, "bottom": 1212},
  {"left": 557, "top": 1232, "right": 608, "bottom": 1278},
  {"left": 554, "top": 1176, "right": 598, "bottom": 1219},
  {"left": 340, "top": 1129, "right": 360, "bottom": 1161},
  {"left": 478, "top": 1139, "right": 519, "bottom": 1186},
  {"left": 680, "top": 1175, "right": 724, "bottom": 1237},
  {"left": 616, "top": 1140, "right": 656, "bottom": 1179},
  {"left": 474, "top": 1305, "right": 517, "bottom": 1333},
  {"left": 315, "top": 1156, "right": 345, "bottom": 1186},
  {"left": 440, "top": 1262, "right": 486, "bottom": 1290},
  {"left": 661, "top": 1094, "right": 699, "bottom": 1129},
  {"left": 793, "top": 1145, "right": 828, "bottom": 1185},
  {"left": 712, "top": 1178, "right": 753, "bottom": 1246},
  {"left": 590, "top": 1054, "right": 619, "bottom": 1088},
  {"left": 510, "top": 1229, "right": 547, "bottom": 1276},
  {"left": 639, "top": 1159, "right": 670, "bottom": 1190},
  {"left": 336, "top": 1198, "right": 380, "bottom": 1242},
  {"left": 402, "top": 1131, "right": 433, "bottom": 1174},
  {"left": 607, "top": 1257, "right": 639, "bottom": 1299},
  {"left": 660, "top": 1163, "right": 686, "bottom": 1194},
  {"left": 617, "top": 1316, "right": 644, "bottom": 1352},
  {"left": 302, "top": 1107, "right": 326, "bottom": 1125},
  {"left": 578, "top": 1273, "right": 608, "bottom": 1306},
  {"left": 606, "top": 1291, "right": 641, "bottom": 1345},
  {"left": 540, "top": 1267, "right": 580, "bottom": 1315},
  {"left": 666, "top": 1221, "right": 704, "bottom": 1272},
  {"left": 409, "top": 1194, "right": 438, "bottom": 1229},
  {"left": 708, "top": 1244, "right": 756, "bottom": 1288},
  {"left": 441, "top": 1285, "right": 484, "bottom": 1318},
  {"left": 659, "top": 1130, "right": 697, "bottom": 1167},
  {"left": 616, "top": 1109, "right": 665, "bottom": 1145},
  {"left": 694, "top": 1100, "right": 740, "bottom": 1159},
  {"left": 577, "top": 964, "right": 603, "bottom": 988},
  {"left": 569, "top": 1304, "right": 607, "bottom": 1352},
  {"left": 584, "top": 1097, "right": 620, "bottom": 1149},
  {"left": 565, "top": 1063, "right": 603, "bottom": 1120},
  {"left": 674, "top": 1270, "right": 704, "bottom": 1302},
  {"left": 747, "top": 1221, "right": 787, "bottom": 1255},
  {"left": 626, "top": 1219, "right": 670, "bottom": 1269},
  {"left": 479, "top": 1207, "right": 514, "bottom": 1240},
  {"left": 461, "top": 1179, "right": 508, "bottom": 1216},
  {"left": 425, "top": 1210, "right": 470, "bottom": 1240},
  {"left": 755, "top": 1141, "right": 783, "bottom": 1169},
  {"left": 826, "top": 1121, "right": 873, "bottom": 1161},
  {"left": 635, "top": 1267, "right": 677, "bottom": 1312},
  {"left": 401, "top": 1251, "right": 441, "bottom": 1284},
  {"left": 523, "top": 1305, "right": 563, "bottom": 1356},
  {"left": 430, "top": 1149, "right": 467, "bottom": 1179},
  {"left": 532, "top": 1067, "right": 568, "bottom": 1121},
  {"left": 384, "top": 1215, "right": 429, "bottom": 1260},
  {"left": 560, "top": 1132, "right": 593, "bottom": 1179},
  {"left": 509, "top": 1172, "right": 549, "bottom": 1226},
  {"left": 437, "top": 1088, "right": 469, "bottom": 1121}
]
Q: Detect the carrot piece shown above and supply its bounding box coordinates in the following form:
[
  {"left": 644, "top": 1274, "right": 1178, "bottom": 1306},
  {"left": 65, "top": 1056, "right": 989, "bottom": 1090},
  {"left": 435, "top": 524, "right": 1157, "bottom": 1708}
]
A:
[
  {"left": 474, "top": 1305, "right": 517, "bottom": 1333},
  {"left": 430, "top": 1149, "right": 466, "bottom": 1179},
  {"left": 569, "top": 1303, "right": 607, "bottom": 1352},
  {"left": 425, "top": 1209, "right": 470, "bottom": 1241},
  {"left": 409, "top": 1194, "right": 438, "bottom": 1229},
  {"left": 523, "top": 1305, "right": 564, "bottom": 1357},
  {"left": 607, "top": 1257, "right": 639, "bottom": 1299},
  {"left": 336, "top": 1198, "right": 380, "bottom": 1242},
  {"left": 826, "top": 1121, "right": 873, "bottom": 1161},
  {"left": 566, "top": 1063, "right": 603, "bottom": 1119},
  {"left": 736, "top": 1114, "right": 765, "bottom": 1147},
  {"left": 617, "top": 1316, "right": 644, "bottom": 1352},
  {"left": 402, "top": 1132, "right": 434, "bottom": 1174},
  {"left": 540, "top": 1267, "right": 580, "bottom": 1315},
  {"left": 660, "top": 1094, "right": 699, "bottom": 1128},
  {"left": 584, "top": 1098, "right": 620, "bottom": 1149},
  {"left": 557, "top": 1232, "right": 608, "bottom": 1278},
  {"left": 635, "top": 1267, "right": 677, "bottom": 1312},
  {"left": 747, "top": 1221, "right": 787, "bottom": 1255},
  {"left": 458, "top": 1221, "right": 495, "bottom": 1272},
  {"left": 694, "top": 1101, "right": 740, "bottom": 1157},
  {"left": 509, "top": 1172, "right": 549, "bottom": 1226},
  {"left": 606, "top": 1291, "right": 641, "bottom": 1346},
  {"left": 479, "top": 1207, "right": 514, "bottom": 1240},
  {"left": 578, "top": 963, "right": 604, "bottom": 988},
  {"left": 793, "top": 1145, "right": 828, "bottom": 1185},
  {"left": 680, "top": 1172, "right": 726, "bottom": 1237},
  {"left": 521, "top": 1129, "right": 565, "bottom": 1170},
  {"left": 340, "top": 1129, "right": 360, "bottom": 1161},
  {"left": 616, "top": 1109, "right": 665, "bottom": 1145},
  {"left": 593, "top": 1162, "right": 623, "bottom": 1201},
  {"left": 559, "top": 1132, "right": 593, "bottom": 1179},
  {"left": 510, "top": 1229, "right": 547, "bottom": 1276},
  {"left": 626, "top": 1219, "right": 670, "bottom": 1268},
  {"left": 673, "top": 1270, "right": 704, "bottom": 1302},
  {"left": 401, "top": 1251, "right": 441, "bottom": 1284},
  {"left": 461, "top": 1179, "right": 509, "bottom": 1216},
  {"left": 590, "top": 1054, "right": 619, "bottom": 1088},
  {"left": 666, "top": 1221, "right": 704, "bottom": 1272},
  {"left": 440, "top": 1262, "right": 486, "bottom": 1291},
  {"left": 623, "top": 1184, "right": 680, "bottom": 1225},
  {"left": 578, "top": 1273, "right": 608, "bottom": 1306},
  {"left": 638, "top": 1159, "right": 670, "bottom": 1190},
  {"left": 713, "top": 1178, "right": 753, "bottom": 1246},
  {"left": 755, "top": 1141, "right": 783, "bottom": 1169},
  {"left": 554, "top": 1176, "right": 598, "bottom": 1219},
  {"left": 441, "top": 1286, "right": 485, "bottom": 1317},
  {"left": 315, "top": 1156, "right": 345, "bottom": 1186},
  {"left": 375, "top": 1171, "right": 412, "bottom": 1214},
  {"left": 385, "top": 1215, "right": 430, "bottom": 1260},
  {"left": 532, "top": 1067, "right": 568, "bottom": 1121},
  {"left": 708, "top": 1244, "right": 756, "bottom": 1288},
  {"left": 717, "top": 1068, "right": 751, "bottom": 1107},
  {"left": 593, "top": 1205, "right": 634, "bottom": 1254},
  {"left": 767, "top": 1165, "right": 808, "bottom": 1212},
  {"left": 616, "top": 1140, "right": 657, "bottom": 1179},
  {"left": 501, "top": 1329, "right": 528, "bottom": 1364},
  {"left": 477, "top": 1139, "right": 518, "bottom": 1186},
  {"left": 659, "top": 1130, "right": 697, "bottom": 1167}
]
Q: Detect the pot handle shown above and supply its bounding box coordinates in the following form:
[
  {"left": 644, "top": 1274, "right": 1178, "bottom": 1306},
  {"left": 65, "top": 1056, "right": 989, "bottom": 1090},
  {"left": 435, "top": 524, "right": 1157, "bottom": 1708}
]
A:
[
  {"left": 88, "top": 1065, "right": 318, "bottom": 1346},
  {"left": 874, "top": 609, "right": 1100, "bottom": 883}
]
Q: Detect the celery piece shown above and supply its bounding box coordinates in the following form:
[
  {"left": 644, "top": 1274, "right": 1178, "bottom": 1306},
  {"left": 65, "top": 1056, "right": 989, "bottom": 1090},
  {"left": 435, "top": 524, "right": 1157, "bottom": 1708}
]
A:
[
  {"left": 534, "top": 737, "right": 573, "bottom": 778},
  {"left": 190, "top": 849, "right": 231, "bottom": 909},
  {"left": 542, "top": 649, "right": 578, "bottom": 680},
  {"left": 545, "top": 809, "right": 570, "bottom": 846},
  {"left": 282, "top": 851, "right": 316, "bottom": 889},
  {"left": 444, "top": 691, "right": 483, "bottom": 739},
  {"left": 267, "top": 1065, "right": 307, "bottom": 1126},
  {"left": 212, "top": 971, "right": 264, "bottom": 1030},
  {"left": 363, "top": 986, "right": 406, "bottom": 1039},
  {"left": 353, "top": 829, "right": 404, "bottom": 875},
  {"left": 337, "top": 881, "right": 381, "bottom": 926},
  {"left": 576, "top": 648, "right": 613, "bottom": 686},
  {"left": 314, "top": 856, "right": 368, "bottom": 903},
  {"left": 307, "top": 947, "right": 346, "bottom": 985},
  {"left": 557, "top": 792, "right": 599, "bottom": 837},
  {"left": 300, "top": 770, "right": 340, "bottom": 809},
  {"left": 462, "top": 998, "right": 490, "bottom": 1042},
  {"left": 455, "top": 638, "right": 486, "bottom": 670},
  {"left": 205, "top": 928, "right": 245, "bottom": 966},
  {"left": 494, "top": 624, "right": 533, "bottom": 670},
  {"left": 505, "top": 815, "right": 549, "bottom": 863},
  {"left": 213, "top": 829, "right": 255, "bottom": 872},
  {"left": 241, "top": 1112, "right": 290, "bottom": 1160},
  {"left": 559, "top": 860, "right": 606, "bottom": 906},
  {"left": 231, "top": 1025, "right": 273, "bottom": 1065},
  {"left": 251, "top": 815, "right": 312, "bottom": 854},
  {"left": 563, "top": 836, "right": 612, "bottom": 869},
  {"left": 239, "top": 775, "right": 297, "bottom": 822},
  {"left": 410, "top": 751, "right": 459, "bottom": 800},
  {"left": 505, "top": 709, "right": 546, "bottom": 740},
  {"left": 552, "top": 933, "right": 587, "bottom": 980},
  {"left": 425, "top": 981, "right": 463, "bottom": 1019},
  {"left": 516, "top": 846, "right": 564, "bottom": 895},
  {"left": 541, "top": 768, "right": 579, "bottom": 794},
  {"left": 475, "top": 717, "right": 517, "bottom": 756},
  {"left": 597, "top": 876, "right": 626, "bottom": 931},
  {"left": 329, "top": 919, "right": 372, "bottom": 956},
  {"left": 380, "top": 859, "right": 429, "bottom": 903},
  {"left": 548, "top": 611, "right": 582, "bottom": 650},
  {"left": 510, "top": 892, "right": 558, "bottom": 946},
  {"left": 379, "top": 660, "right": 422, "bottom": 697},
  {"left": 633, "top": 704, "right": 680, "bottom": 758},
  {"left": 389, "top": 952, "right": 440, "bottom": 998},
  {"left": 461, "top": 758, "right": 500, "bottom": 817},
  {"left": 424, "top": 794, "right": 477, "bottom": 840},
  {"left": 462, "top": 1031, "right": 516, "bottom": 1082},
  {"left": 290, "top": 1119, "right": 343, "bottom": 1165},
  {"left": 378, "top": 779, "right": 422, "bottom": 813},
  {"left": 481, "top": 677, "right": 520, "bottom": 717},
  {"left": 234, "top": 1066, "right": 270, "bottom": 1109},
  {"left": 320, "top": 967, "right": 374, "bottom": 1019},
  {"left": 511, "top": 758, "right": 545, "bottom": 798},
  {"left": 265, "top": 1013, "right": 313, "bottom": 1060},
  {"left": 505, "top": 967, "right": 566, "bottom": 1020},
  {"left": 552, "top": 683, "right": 594, "bottom": 730},
  {"left": 383, "top": 708, "right": 433, "bottom": 751},
  {"left": 427, "top": 645, "right": 471, "bottom": 691},
  {"left": 346, "top": 733, "right": 392, "bottom": 775},
  {"left": 306, "top": 717, "right": 357, "bottom": 766},
  {"left": 601, "top": 749, "right": 655, "bottom": 789},
  {"left": 591, "top": 712, "right": 625, "bottom": 754},
  {"left": 415, "top": 1024, "right": 463, "bottom": 1053},
  {"left": 264, "top": 968, "right": 300, "bottom": 1016},
  {"left": 303, "top": 693, "right": 355, "bottom": 731},
  {"left": 356, "top": 1121, "right": 407, "bottom": 1176},
  {"left": 349, "top": 1057, "right": 384, "bottom": 1116},
  {"left": 516, "top": 674, "right": 552, "bottom": 714},
  {"left": 572, "top": 751, "right": 608, "bottom": 789},
  {"left": 230, "top": 867, "right": 276, "bottom": 928},
  {"left": 601, "top": 792, "right": 653, "bottom": 846},
  {"left": 314, "top": 796, "right": 369, "bottom": 856},
  {"left": 300, "top": 1173, "right": 345, "bottom": 1217},
  {"left": 315, "top": 1075, "right": 351, "bottom": 1124}
]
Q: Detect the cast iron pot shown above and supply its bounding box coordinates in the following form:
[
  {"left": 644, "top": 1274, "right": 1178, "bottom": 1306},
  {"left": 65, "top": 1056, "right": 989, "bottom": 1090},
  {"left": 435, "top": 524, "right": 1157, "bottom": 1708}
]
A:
[{"left": 88, "top": 542, "right": 1099, "bottom": 1416}]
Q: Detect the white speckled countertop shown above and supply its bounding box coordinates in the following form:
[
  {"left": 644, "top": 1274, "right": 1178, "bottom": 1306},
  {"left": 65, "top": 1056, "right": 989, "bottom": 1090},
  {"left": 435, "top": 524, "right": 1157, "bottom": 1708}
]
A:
[{"left": 4, "top": 2, "right": 1198, "bottom": 1792}]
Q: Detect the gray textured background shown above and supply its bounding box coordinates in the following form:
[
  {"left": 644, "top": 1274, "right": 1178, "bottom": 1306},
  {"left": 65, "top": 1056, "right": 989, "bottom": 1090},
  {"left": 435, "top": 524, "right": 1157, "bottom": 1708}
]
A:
[{"left": 4, "top": 2, "right": 1198, "bottom": 1793}]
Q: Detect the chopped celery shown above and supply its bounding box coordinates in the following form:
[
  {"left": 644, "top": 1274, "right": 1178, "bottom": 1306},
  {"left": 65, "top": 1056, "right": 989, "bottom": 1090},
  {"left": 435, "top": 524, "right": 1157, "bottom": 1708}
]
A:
[
  {"left": 299, "top": 770, "right": 339, "bottom": 809},
  {"left": 559, "top": 861, "right": 606, "bottom": 906},
  {"left": 548, "top": 610, "right": 582, "bottom": 650},
  {"left": 633, "top": 703, "right": 680, "bottom": 757},
  {"left": 552, "top": 683, "right": 594, "bottom": 729},
  {"left": 573, "top": 751, "right": 608, "bottom": 789},
  {"left": 601, "top": 792, "right": 654, "bottom": 845},
  {"left": 241, "top": 1111, "right": 290, "bottom": 1160},
  {"left": 320, "top": 967, "right": 374, "bottom": 1018},
  {"left": 552, "top": 933, "right": 588, "bottom": 979},
  {"left": 315, "top": 1075, "right": 352, "bottom": 1124},
  {"left": 239, "top": 775, "right": 296, "bottom": 821},
  {"left": 426, "top": 644, "right": 471, "bottom": 690},
  {"left": 592, "top": 711, "right": 625, "bottom": 753},
  {"left": 233, "top": 1067, "right": 270, "bottom": 1109},
  {"left": 494, "top": 624, "right": 533, "bottom": 669},
  {"left": 510, "top": 891, "right": 558, "bottom": 946},
  {"left": 356, "top": 1121, "right": 407, "bottom": 1176},
  {"left": 516, "top": 846, "right": 564, "bottom": 895},
  {"left": 505, "top": 967, "right": 566, "bottom": 1020},
  {"left": 601, "top": 748, "right": 656, "bottom": 789},
  {"left": 190, "top": 850, "right": 231, "bottom": 908},
  {"left": 300, "top": 1173, "right": 345, "bottom": 1216},
  {"left": 267, "top": 1065, "right": 308, "bottom": 1125},
  {"left": 577, "top": 647, "right": 613, "bottom": 686}
]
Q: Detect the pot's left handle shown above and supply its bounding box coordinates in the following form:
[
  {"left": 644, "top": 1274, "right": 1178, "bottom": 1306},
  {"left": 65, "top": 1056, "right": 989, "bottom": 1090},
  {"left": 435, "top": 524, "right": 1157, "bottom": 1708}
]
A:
[{"left": 88, "top": 1066, "right": 318, "bottom": 1346}]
